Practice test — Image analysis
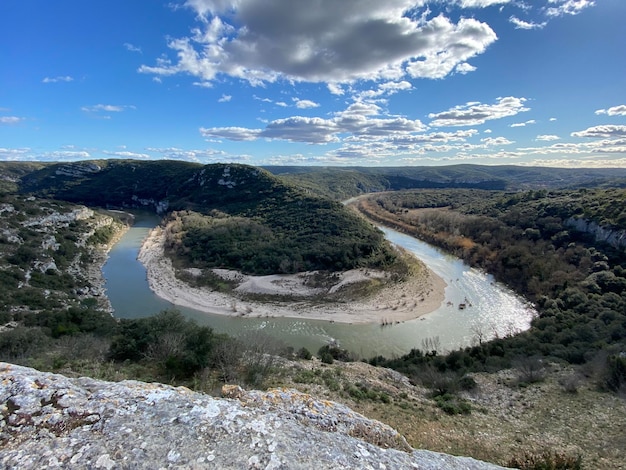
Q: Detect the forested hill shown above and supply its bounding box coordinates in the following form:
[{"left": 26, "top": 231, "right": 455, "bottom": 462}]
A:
[
  {"left": 13, "top": 160, "right": 398, "bottom": 274},
  {"left": 267, "top": 165, "right": 626, "bottom": 200}
]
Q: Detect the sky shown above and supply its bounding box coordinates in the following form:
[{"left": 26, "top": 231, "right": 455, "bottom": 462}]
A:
[{"left": 1, "top": 0, "right": 625, "bottom": 168}]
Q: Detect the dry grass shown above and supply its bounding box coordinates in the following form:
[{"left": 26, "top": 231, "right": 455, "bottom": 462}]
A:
[{"left": 277, "top": 359, "right": 626, "bottom": 469}]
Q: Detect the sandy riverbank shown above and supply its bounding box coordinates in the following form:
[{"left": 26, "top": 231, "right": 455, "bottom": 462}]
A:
[{"left": 137, "top": 226, "right": 446, "bottom": 324}]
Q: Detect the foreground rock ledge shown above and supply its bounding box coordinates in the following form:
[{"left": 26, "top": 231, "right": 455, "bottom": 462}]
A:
[{"left": 0, "top": 363, "right": 507, "bottom": 469}]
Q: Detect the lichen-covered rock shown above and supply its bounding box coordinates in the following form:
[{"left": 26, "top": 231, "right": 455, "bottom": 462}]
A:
[{"left": 0, "top": 363, "right": 509, "bottom": 469}]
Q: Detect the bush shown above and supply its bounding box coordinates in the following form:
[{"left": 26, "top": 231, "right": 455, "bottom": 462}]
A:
[
  {"left": 433, "top": 393, "right": 471, "bottom": 415},
  {"left": 507, "top": 450, "right": 582, "bottom": 470},
  {"left": 0, "top": 327, "right": 50, "bottom": 360},
  {"left": 602, "top": 354, "right": 626, "bottom": 394},
  {"left": 297, "top": 347, "right": 312, "bottom": 360},
  {"left": 318, "top": 344, "right": 353, "bottom": 362},
  {"left": 320, "top": 352, "right": 334, "bottom": 364}
]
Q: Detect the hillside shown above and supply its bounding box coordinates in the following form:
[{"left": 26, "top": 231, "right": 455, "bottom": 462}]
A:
[
  {"left": 268, "top": 165, "right": 626, "bottom": 200},
  {"left": 16, "top": 160, "right": 398, "bottom": 275}
]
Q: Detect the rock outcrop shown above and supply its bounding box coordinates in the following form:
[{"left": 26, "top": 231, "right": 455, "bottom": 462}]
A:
[
  {"left": 0, "top": 363, "right": 508, "bottom": 469},
  {"left": 566, "top": 217, "right": 626, "bottom": 250}
]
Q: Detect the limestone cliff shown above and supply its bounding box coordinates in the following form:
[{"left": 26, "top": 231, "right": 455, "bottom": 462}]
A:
[{"left": 0, "top": 363, "right": 508, "bottom": 469}]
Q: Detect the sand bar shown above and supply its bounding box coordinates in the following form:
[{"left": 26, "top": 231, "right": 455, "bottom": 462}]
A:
[{"left": 138, "top": 227, "right": 446, "bottom": 324}]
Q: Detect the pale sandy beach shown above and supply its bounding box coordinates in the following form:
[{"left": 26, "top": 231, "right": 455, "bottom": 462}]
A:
[{"left": 138, "top": 226, "right": 446, "bottom": 324}]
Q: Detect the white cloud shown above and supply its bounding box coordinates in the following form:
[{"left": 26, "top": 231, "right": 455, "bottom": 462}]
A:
[
  {"left": 510, "top": 119, "right": 536, "bottom": 127},
  {"left": 141, "top": 1, "right": 498, "bottom": 84},
  {"left": 429, "top": 96, "right": 529, "bottom": 127},
  {"left": 509, "top": 16, "right": 547, "bottom": 29},
  {"left": 46, "top": 151, "right": 92, "bottom": 160},
  {"left": 572, "top": 125, "right": 626, "bottom": 139},
  {"left": 481, "top": 136, "right": 514, "bottom": 146},
  {"left": 218, "top": 94, "right": 232, "bottom": 102},
  {"left": 199, "top": 126, "right": 263, "bottom": 141},
  {"left": 200, "top": 99, "right": 427, "bottom": 144},
  {"left": 147, "top": 147, "right": 230, "bottom": 162},
  {"left": 81, "top": 104, "right": 136, "bottom": 113},
  {"left": 293, "top": 98, "right": 320, "bottom": 109},
  {"left": 103, "top": 150, "right": 151, "bottom": 159},
  {"left": 545, "top": 0, "right": 595, "bottom": 17},
  {"left": 42, "top": 76, "right": 73, "bottom": 83},
  {"left": 0, "top": 148, "right": 31, "bottom": 161},
  {"left": 0, "top": 116, "right": 24, "bottom": 125},
  {"left": 261, "top": 116, "right": 340, "bottom": 143},
  {"left": 595, "top": 105, "right": 626, "bottom": 116},
  {"left": 536, "top": 134, "right": 560, "bottom": 141},
  {"left": 455, "top": 62, "right": 477, "bottom": 74},
  {"left": 549, "top": 117, "right": 557, "bottom": 121},
  {"left": 453, "top": 0, "right": 511, "bottom": 6},
  {"left": 328, "top": 83, "right": 344, "bottom": 95},
  {"left": 124, "top": 43, "right": 142, "bottom": 53},
  {"left": 193, "top": 81, "right": 213, "bottom": 88},
  {"left": 357, "top": 81, "right": 413, "bottom": 99}
]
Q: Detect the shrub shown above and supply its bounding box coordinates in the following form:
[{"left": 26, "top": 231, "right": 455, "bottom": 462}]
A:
[
  {"left": 602, "top": 353, "right": 626, "bottom": 394},
  {"left": 458, "top": 375, "right": 478, "bottom": 391},
  {"left": 507, "top": 450, "right": 582, "bottom": 470},
  {"left": 297, "top": 347, "right": 312, "bottom": 360},
  {"left": 433, "top": 393, "right": 471, "bottom": 415},
  {"left": 318, "top": 344, "right": 353, "bottom": 362},
  {"left": 320, "top": 352, "right": 334, "bottom": 364},
  {"left": 0, "top": 327, "right": 50, "bottom": 360}
]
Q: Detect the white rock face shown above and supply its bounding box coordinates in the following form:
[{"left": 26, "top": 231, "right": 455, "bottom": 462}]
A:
[
  {"left": 0, "top": 363, "right": 509, "bottom": 469},
  {"left": 566, "top": 217, "right": 626, "bottom": 249}
]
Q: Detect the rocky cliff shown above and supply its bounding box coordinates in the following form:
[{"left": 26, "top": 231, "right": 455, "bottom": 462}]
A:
[
  {"left": 0, "top": 363, "right": 508, "bottom": 469},
  {"left": 566, "top": 217, "right": 626, "bottom": 250}
]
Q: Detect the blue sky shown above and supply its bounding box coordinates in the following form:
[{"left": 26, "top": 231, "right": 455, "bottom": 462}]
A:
[{"left": 1, "top": 0, "right": 625, "bottom": 167}]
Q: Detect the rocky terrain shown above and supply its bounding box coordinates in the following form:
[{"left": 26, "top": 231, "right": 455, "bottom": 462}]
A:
[
  {"left": 0, "top": 362, "right": 507, "bottom": 469},
  {"left": 0, "top": 195, "right": 127, "bottom": 319}
]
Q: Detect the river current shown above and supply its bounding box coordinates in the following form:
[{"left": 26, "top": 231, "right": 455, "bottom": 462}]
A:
[{"left": 103, "top": 213, "right": 535, "bottom": 358}]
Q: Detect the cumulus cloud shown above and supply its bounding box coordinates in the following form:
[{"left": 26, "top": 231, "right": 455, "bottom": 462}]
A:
[
  {"left": 293, "top": 98, "right": 320, "bottom": 109},
  {"left": 327, "top": 83, "right": 345, "bottom": 95},
  {"left": 509, "top": 16, "right": 547, "bottom": 29},
  {"left": 200, "top": 100, "right": 427, "bottom": 144},
  {"left": 455, "top": 63, "right": 477, "bottom": 74},
  {"left": 218, "top": 94, "right": 232, "bottom": 102},
  {"left": 0, "top": 116, "right": 24, "bottom": 125},
  {"left": 200, "top": 126, "right": 263, "bottom": 141},
  {"left": 357, "top": 81, "right": 413, "bottom": 100},
  {"left": 147, "top": 147, "right": 231, "bottom": 162},
  {"left": 536, "top": 134, "right": 560, "bottom": 141},
  {"left": 510, "top": 119, "right": 536, "bottom": 127},
  {"left": 0, "top": 148, "right": 31, "bottom": 161},
  {"left": 103, "top": 150, "right": 151, "bottom": 159},
  {"left": 46, "top": 151, "right": 92, "bottom": 160},
  {"left": 453, "top": 0, "right": 511, "bottom": 6},
  {"left": 428, "top": 96, "right": 529, "bottom": 127},
  {"left": 545, "top": 0, "right": 595, "bottom": 17},
  {"left": 595, "top": 105, "right": 626, "bottom": 116},
  {"left": 572, "top": 125, "right": 626, "bottom": 139},
  {"left": 42, "top": 76, "right": 73, "bottom": 83},
  {"left": 481, "top": 136, "right": 514, "bottom": 146},
  {"left": 140, "top": 0, "right": 498, "bottom": 84}
]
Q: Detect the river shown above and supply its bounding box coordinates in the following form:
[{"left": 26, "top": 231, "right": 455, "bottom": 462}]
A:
[{"left": 102, "top": 213, "right": 535, "bottom": 358}]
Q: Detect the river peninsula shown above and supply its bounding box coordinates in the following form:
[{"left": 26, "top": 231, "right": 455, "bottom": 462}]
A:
[{"left": 138, "top": 225, "right": 446, "bottom": 324}]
